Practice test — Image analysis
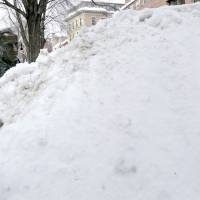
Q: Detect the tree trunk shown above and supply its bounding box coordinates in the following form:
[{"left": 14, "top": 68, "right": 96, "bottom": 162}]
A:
[
  {"left": 27, "top": 15, "right": 42, "bottom": 63},
  {"left": 40, "top": 15, "right": 46, "bottom": 49}
]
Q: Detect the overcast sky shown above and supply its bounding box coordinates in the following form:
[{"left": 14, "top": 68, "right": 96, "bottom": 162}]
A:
[{"left": 0, "top": 9, "right": 10, "bottom": 30}]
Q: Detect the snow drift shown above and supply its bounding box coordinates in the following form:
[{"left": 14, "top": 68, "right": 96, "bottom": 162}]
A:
[{"left": 0, "top": 3, "right": 200, "bottom": 200}]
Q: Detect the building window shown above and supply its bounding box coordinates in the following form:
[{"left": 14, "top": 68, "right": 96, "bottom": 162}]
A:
[
  {"left": 76, "top": 20, "right": 78, "bottom": 27},
  {"left": 92, "top": 17, "right": 96, "bottom": 25},
  {"left": 68, "top": 23, "right": 71, "bottom": 32},
  {"left": 80, "top": 18, "right": 82, "bottom": 26},
  {"left": 167, "top": 0, "right": 185, "bottom": 4}
]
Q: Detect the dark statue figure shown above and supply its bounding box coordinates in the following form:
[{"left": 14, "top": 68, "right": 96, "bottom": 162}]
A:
[
  {"left": 0, "top": 29, "right": 18, "bottom": 77},
  {"left": 0, "top": 119, "right": 3, "bottom": 128}
]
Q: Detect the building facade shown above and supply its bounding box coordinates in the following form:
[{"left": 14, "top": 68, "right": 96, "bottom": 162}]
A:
[
  {"left": 65, "top": 1, "right": 124, "bottom": 42},
  {"left": 122, "top": 0, "right": 198, "bottom": 10}
]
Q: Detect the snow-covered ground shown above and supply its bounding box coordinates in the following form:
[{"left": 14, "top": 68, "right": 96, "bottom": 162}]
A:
[{"left": 0, "top": 3, "right": 200, "bottom": 200}]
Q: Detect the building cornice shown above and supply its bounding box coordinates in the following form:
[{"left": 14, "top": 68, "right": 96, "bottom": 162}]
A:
[{"left": 65, "top": 7, "right": 112, "bottom": 21}]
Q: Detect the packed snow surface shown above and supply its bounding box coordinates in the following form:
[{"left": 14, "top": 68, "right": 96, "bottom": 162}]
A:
[{"left": 0, "top": 3, "right": 200, "bottom": 200}]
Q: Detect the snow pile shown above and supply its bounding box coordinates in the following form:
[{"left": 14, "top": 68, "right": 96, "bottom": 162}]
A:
[{"left": 0, "top": 3, "right": 200, "bottom": 200}]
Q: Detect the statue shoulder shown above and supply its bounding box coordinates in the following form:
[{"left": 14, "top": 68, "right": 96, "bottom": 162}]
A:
[
  {"left": 0, "top": 59, "right": 10, "bottom": 67},
  {"left": 0, "top": 59, "right": 11, "bottom": 77}
]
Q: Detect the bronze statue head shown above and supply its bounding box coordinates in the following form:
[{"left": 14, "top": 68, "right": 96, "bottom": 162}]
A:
[{"left": 0, "top": 29, "right": 18, "bottom": 65}]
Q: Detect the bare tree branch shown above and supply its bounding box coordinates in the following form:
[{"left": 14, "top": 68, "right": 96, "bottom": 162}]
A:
[{"left": 0, "top": 0, "right": 27, "bottom": 18}]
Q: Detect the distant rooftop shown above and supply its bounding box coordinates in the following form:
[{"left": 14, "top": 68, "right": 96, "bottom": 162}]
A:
[
  {"left": 82, "top": 0, "right": 125, "bottom": 3},
  {"left": 66, "top": 7, "right": 113, "bottom": 21},
  {"left": 120, "top": 0, "right": 136, "bottom": 10},
  {"left": 67, "top": 1, "right": 124, "bottom": 14}
]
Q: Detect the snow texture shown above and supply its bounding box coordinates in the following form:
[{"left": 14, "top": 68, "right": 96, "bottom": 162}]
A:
[{"left": 0, "top": 3, "right": 200, "bottom": 200}]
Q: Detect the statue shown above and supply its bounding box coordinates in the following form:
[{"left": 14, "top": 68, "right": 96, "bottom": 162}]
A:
[
  {"left": 0, "top": 29, "right": 18, "bottom": 77},
  {"left": 0, "top": 118, "right": 3, "bottom": 128}
]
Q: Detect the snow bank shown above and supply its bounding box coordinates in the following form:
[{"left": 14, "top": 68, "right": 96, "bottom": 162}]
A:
[{"left": 0, "top": 3, "right": 200, "bottom": 200}]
